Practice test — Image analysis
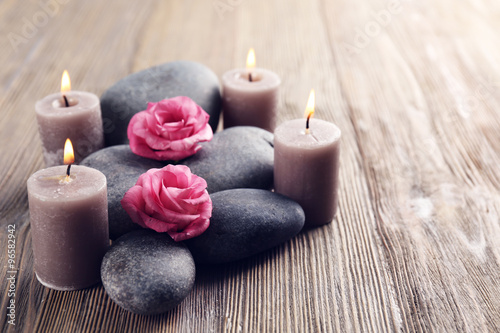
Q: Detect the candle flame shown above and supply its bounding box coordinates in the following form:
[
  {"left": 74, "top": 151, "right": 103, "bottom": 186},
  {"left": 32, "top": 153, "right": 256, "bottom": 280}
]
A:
[
  {"left": 246, "top": 48, "right": 256, "bottom": 70},
  {"left": 64, "top": 138, "right": 75, "bottom": 165},
  {"left": 61, "top": 70, "right": 71, "bottom": 94},
  {"left": 304, "top": 89, "right": 315, "bottom": 119}
]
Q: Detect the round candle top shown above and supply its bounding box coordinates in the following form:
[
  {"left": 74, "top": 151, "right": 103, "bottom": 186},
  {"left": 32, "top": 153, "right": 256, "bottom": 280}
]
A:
[
  {"left": 222, "top": 68, "right": 281, "bottom": 92},
  {"left": 35, "top": 90, "right": 104, "bottom": 166},
  {"left": 222, "top": 67, "right": 281, "bottom": 132},
  {"left": 27, "top": 165, "right": 107, "bottom": 201},
  {"left": 274, "top": 118, "right": 341, "bottom": 148},
  {"left": 35, "top": 91, "right": 100, "bottom": 118}
]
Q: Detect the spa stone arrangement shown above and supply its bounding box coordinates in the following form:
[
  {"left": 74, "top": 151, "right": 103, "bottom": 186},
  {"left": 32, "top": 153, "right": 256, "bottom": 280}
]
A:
[{"left": 28, "top": 53, "right": 341, "bottom": 315}]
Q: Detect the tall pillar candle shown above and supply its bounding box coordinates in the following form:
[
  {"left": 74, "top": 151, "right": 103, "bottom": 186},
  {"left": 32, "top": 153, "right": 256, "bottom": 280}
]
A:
[
  {"left": 274, "top": 91, "right": 341, "bottom": 227},
  {"left": 222, "top": 49, "right": 281, "bottom": 132},
  {"left": 27, "top": 164, "right": 109, "bottom": 290},
  {"left": 35, "top": 71, "right": 104, "bottom": 166}
]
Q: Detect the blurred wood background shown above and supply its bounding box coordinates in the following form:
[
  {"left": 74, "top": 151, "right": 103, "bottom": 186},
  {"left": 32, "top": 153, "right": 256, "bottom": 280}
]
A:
[{"left": 1, "top": 0, "right": 500, "bottom": 331}]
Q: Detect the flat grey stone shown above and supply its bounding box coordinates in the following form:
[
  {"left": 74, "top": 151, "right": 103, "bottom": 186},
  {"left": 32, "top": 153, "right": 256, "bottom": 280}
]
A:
[
  {"left": 101, "top": 230, "right": 195, "bottom": 315},
  {"left": 81, "top": 145, "right": 164, "bottom": 240},
  {"left": 182, "top": 126, "right": 274, "bottom": 193},
  {"left": 101, "top": 61, "right": 221, "bottom": 146},
  {"left": 185, "top": 189, "right": 305, "bottom": 264}
]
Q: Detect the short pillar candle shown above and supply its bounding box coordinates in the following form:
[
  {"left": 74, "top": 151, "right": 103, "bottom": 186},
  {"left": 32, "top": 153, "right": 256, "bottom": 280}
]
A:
[
  {"left": 222, "top": 49, "right": 281, "bottom": 132},
  {"left": 274, "top": 90, "right": 341, "bottom": 227},
  {"left": 35, "top": 71, "right": 104, "bottom": 166},
  {"left": 27, "top": 140, "right": 109, "bottom": 290}
]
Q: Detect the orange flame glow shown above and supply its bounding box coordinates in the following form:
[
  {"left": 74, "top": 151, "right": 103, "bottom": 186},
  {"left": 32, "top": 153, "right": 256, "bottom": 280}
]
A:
[
  {"left": 64, "top": 138, "right": 74, "bottom": 165},
  {"left": 61, "top": 70, "right": 71, "bottom": 94},
  {"left": 304, "top": 89, "right": 315, "bottom": 119},
  {"left": 246, "top": 48, "right": 256, "bottom": 70}
]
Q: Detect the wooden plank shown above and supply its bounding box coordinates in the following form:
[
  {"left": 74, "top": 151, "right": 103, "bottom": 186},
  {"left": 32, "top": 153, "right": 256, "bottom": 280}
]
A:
[{"left": 322, "top": 0, "right": 500, "bottom": 331}]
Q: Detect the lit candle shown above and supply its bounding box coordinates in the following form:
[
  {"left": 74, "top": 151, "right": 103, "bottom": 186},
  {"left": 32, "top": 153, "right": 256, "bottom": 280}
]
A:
[
  {"left": 274, "top": 90, "right": 341, "bottom": 227},
  {"left": 222, "top": 48, "right": 281, "bottom": 132},
  {"left": 27, "top": 139, "right": 109, "bottom": 290},
  {"left": 35, "top": 70, "right": 104, "bottom": 166}
]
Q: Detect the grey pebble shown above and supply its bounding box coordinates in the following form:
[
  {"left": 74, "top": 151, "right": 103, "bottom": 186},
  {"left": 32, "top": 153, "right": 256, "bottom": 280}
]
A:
[
  {"left": 185, "top": 189, "right": 305, "bottom": 264},
  {"left": 101, "top": 230, "right": 195, "bottom": 315},
  {"left": 182, "top": 126, "right": 274, "bottom": 193},
  {"left": 101, "top": 61, "right": 221, "bottom": 146}
]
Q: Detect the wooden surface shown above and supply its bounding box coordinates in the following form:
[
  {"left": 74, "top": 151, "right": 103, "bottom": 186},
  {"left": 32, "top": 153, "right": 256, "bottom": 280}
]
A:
[{"left": 1, "top": 0, "right": 500, "bottom": 331}]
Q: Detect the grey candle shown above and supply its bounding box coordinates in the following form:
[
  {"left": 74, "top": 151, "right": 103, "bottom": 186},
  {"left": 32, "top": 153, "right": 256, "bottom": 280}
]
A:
[
  {"left": 222, "top": 49, "right": 281, "bottom": 132},
  {"left": 35, "top": 71, "right": 104, "bottom": 166},
  {"left": 274, "top": 91, "right": 341, "bottom": 227},
  {"left": 27, "top": 143, "right": 109, "bottom": 291}
]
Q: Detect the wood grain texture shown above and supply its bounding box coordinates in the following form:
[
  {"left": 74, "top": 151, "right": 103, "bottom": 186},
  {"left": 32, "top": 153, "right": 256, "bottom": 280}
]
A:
[{"left": 1, "top": 0, "right": 500, "bottom": 331}]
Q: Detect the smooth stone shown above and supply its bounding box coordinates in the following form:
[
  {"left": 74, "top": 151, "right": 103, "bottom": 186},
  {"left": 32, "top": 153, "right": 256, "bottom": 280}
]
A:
[
  {"left": 101, "top": 230, "right": 195, "bottom": 315},
  {"left": 185, "top": 189, "right": 305, "bottom": 264},
  {"left": 182, "top": 126, "right": 274, "bottom": 193},
  {"left": 81, "top": 145, "right": 164, "bottom": 240},
  {"left": 101, "top": 61, "right": 222, "bottom": 146}
]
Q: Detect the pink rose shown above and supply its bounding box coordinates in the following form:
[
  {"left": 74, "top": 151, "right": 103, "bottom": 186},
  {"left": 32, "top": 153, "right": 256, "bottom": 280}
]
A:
[
  {"left": 127, "top": 96, "right": 213, "bottom": 161},
  {"left": 121, "top": 165, "right": 212, "bottom": 241}
]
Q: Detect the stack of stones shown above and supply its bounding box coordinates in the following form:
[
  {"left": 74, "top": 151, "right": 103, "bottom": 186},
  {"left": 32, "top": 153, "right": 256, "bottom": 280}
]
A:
[{"left": 82, "top": 61, "right": 306, "bottom": 315}]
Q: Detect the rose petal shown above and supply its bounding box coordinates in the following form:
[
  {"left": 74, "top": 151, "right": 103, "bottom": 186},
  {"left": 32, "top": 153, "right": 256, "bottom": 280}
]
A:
[
  {"left": 144, "top": 134, "right": 172, "bottom": 151},
  {"left": 127, "top": 96, "right": 213, "bottom": 161},
  {"left": 169, "top": 216, "right": 210, "bottom": 241},
  {"left": 121, "top": 164, "right": 211, "bottom": 241},
  {"left": 121, "top": 185, "right": 148, "bottom": 228}
]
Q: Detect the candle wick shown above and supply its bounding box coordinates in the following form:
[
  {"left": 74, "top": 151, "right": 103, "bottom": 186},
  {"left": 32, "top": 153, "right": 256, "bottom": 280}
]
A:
[
  {"left": 66, "top": 164, "right": 71, "bottom": 177},
  {"left": 306, "top": 113, "right": 312, "bottom": 131},
  {"left": 248, "top": 72, "right": 253, "bottom": 82},
  {"left": 63, "top": 95, "right": 69, "bottom": 107}
]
